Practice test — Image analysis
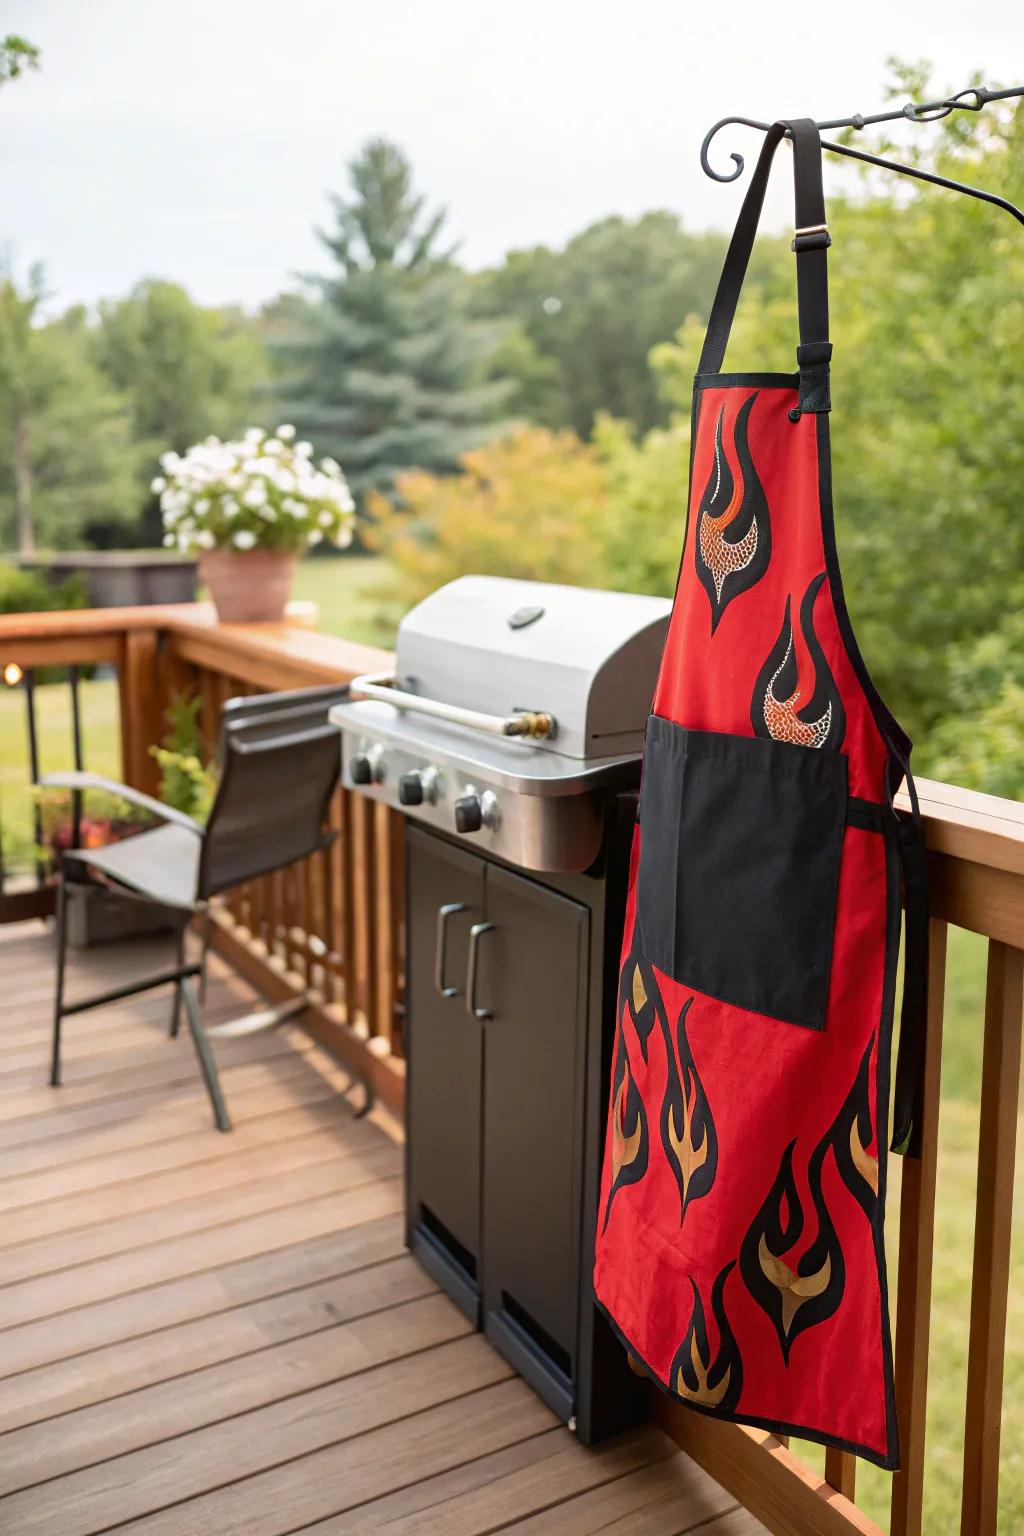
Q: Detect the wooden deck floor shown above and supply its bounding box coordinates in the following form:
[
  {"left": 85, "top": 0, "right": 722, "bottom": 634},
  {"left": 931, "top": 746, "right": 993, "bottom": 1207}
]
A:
[{"left": 0, "top": 918, "right": 762, "bottom": 1535}]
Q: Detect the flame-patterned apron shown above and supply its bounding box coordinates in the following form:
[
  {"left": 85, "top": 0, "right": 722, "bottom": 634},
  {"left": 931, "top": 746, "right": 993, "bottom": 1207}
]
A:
[{"left": 593, "top": 119, "right": 928, "bottom": 1469}]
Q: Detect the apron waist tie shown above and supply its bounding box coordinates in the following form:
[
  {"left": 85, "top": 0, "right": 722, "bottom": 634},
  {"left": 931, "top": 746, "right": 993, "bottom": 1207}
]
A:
[{"left": 890, "top": 806, "right": 929, "bottom": 1158}]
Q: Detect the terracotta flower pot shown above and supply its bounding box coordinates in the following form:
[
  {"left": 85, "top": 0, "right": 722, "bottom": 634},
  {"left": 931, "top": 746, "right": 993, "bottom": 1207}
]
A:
[{"left": 198, "top": 548, "right": 297, "bottom": 624}]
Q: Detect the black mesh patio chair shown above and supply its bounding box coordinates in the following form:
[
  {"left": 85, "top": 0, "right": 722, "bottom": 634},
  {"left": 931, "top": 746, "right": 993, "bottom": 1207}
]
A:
[{"left": 42, "top": 682, "right": 354, "bottom": 1132}]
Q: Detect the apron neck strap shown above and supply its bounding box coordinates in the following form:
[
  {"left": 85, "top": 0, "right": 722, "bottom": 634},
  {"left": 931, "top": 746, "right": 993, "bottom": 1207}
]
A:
[{"left": 698, "top": 118, "right": 832, "bottom": 416}]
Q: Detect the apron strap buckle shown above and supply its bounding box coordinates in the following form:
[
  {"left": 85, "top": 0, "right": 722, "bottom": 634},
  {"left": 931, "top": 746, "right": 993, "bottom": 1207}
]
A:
[
  {"left": 791, "top": 222, "right": 832, "bottom": 251},
  {"left": 795, "top": 340, "right": 833, "bottom": 417}
]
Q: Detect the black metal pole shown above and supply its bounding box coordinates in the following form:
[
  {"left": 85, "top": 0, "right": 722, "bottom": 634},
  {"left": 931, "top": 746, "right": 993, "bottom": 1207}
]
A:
[
  {"left": 69, "top": 664, "right": 84, "bottom": 850},
  {"left": 23, "top": 669, "right": 44, "bottom": 888}
]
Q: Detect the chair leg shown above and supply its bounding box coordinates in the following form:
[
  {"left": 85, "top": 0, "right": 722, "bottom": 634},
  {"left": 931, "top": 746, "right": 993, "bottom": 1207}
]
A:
[
  {"left": 50, "top": 873, "right": 69, "bottom": 1088},
  {"left": 170, "top": 923, "right": 185, "bottom": 1038},
  {"left": 198, "top": 908, "right": 212, "bottom": 1005},
  {"left": 180, "top": 978, "right": 231, "bottom": 1132},
  {"left": 354, "top": 1077, "right": 375, "bottom": 1118}
]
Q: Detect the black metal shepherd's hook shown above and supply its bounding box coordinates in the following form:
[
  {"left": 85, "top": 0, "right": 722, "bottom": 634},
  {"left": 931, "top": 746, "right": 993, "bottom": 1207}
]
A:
[{"left": 700, "top": 84, "right": 1024, "bottom": 227}]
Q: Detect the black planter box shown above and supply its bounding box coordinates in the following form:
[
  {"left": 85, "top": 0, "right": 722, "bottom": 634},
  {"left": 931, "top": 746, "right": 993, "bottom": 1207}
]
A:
[
  {"left": 64, "top": 882, "right": 180, "bottom": 949},
  {"left": 19, "top": 552, "right": 197, "bottom": 608}
]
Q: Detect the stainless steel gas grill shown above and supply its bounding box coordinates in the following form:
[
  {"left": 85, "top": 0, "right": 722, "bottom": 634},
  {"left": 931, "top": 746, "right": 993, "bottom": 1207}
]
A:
[
  {"left": 330, "top": 575, "right": 670, "bottom": 872},
  {"left": 330, "top": 576, "right": 670, "bottom": 1443}
]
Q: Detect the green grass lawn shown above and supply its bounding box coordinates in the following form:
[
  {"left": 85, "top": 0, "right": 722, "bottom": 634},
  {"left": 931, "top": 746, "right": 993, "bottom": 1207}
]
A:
[
  {"left": 291, "top": 553, "right": 398, "bottom": 648},
  {"left": 0, "top": 565, "right": 1020, "bottom": 1531}
]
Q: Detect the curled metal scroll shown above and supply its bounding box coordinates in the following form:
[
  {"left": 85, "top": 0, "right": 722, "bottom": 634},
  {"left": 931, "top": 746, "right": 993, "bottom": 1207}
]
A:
[{"left": 698, "top": 84, "right": 1022, "bottom": 187}]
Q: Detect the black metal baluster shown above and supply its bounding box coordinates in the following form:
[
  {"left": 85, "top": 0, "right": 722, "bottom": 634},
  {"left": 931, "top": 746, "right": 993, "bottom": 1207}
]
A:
[
  {"left": 23, "top": 669, "right": 44, "bottom": 888},
  {"left": 69, "top": 664, "right": 83, "bottom": 850}
]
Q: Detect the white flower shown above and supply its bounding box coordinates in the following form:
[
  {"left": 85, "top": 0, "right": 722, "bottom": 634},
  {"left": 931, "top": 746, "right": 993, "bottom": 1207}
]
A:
[
  {"left": 197, "top": 529, "right": 216, "bottom": 550},
  {"left": 263, "top": 439, "right": 283, "bottom": 457},
  {"left": 151, "top": 476, "right": 167, "bottom": 494},
  {"left": 334, "top": 523, "right": 354, "bottom": 549},
  {"left": 295, "top": 441, "right": 313, "bottom": 458},
  {"left": 319, "top": 457, "right": 341, "bottom": 476},
  {"left": 159, "top": 451, "right": 180, "bottom": 474},
  {"left": 232, "top": 529, "right": 257, "bottom": 550},
  {"left": 307, "top": 529, "right": 323, "bottom": 545},
  {"left": 276, "top": 423, "right": 296, "bottom": 441},
  {"left": 242, "top": 482, "right": 267, "bottom": 509},
  {"left": 195, "top": 497, "right": 210, "bottom": 515},
  {"left": 244, "top": 427, "right": 264, "bottom": 446},
  {"left": 162, "top": 532, "right": 175, "bottom": 547},
  {"left": 318, "top": 510, "right": 335, "bottom": 528},
  {"left": 221, "top": 494, "right": 239, "bottom": 516}
]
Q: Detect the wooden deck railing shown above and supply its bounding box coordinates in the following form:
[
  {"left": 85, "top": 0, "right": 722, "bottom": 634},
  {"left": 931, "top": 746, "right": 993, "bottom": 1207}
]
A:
[
  {"left": 0, "top": 602, "right": 1021, "bottom": 1536},
  {"left": 0, "top": 603, "right": 405, "bottom": 1111}
]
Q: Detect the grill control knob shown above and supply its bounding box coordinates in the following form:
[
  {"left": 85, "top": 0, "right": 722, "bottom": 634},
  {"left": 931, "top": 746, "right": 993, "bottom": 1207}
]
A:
[
  {"left": 398, "top": 766, "right": 440, "bottom": 807},
  {"left": 454, "top": 787, "right": 501, "bottom": 834},
  {"left": 399, "top": 772, "right": 424, "bottom": 806},
  {"left": 349, "top": 744, "right": 385, "bottom": 786},
  {"left": 454, "top": 794, "right": 483, "bottom": 833},
  {"left": 350, "top": 754, "right": 373, "bottom": 786}
]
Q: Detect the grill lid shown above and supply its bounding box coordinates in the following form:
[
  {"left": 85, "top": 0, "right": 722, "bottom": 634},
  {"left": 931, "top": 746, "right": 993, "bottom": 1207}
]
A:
[{"left": 381, "top": 576, "right": 671, "bottom": 760}]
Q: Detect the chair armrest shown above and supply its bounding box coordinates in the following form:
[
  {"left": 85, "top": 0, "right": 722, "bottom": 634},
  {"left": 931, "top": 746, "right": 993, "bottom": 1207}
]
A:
[{"left": 38, "top": 772, "right": 204, "bottom": 836}]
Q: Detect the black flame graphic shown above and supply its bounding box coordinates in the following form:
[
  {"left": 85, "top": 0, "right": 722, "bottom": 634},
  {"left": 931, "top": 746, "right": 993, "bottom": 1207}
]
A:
[
  {"left": 751, "top": 572, "right": 846, "bottom": 751},
  {"left": 829, "top": 1038, "right": 879, "bottom": 1221},
  {"left": 739, "top": 1138, "right": 845, "bottom": 1364},
  {"left": 670, "top": 1262, "right": 743, "bottom": 1412},
  {"left": 695, "top": 393, "right": 772, "bottom": 631},
  {"left": 617, "top": 951, "right": 661, "bottom": 1066},
  {"left": 603, "top": 1003, "right": 650, "bottom": 1231},
  {"left": 660, "top": 997, "right": 718, "bottom": 1225}
]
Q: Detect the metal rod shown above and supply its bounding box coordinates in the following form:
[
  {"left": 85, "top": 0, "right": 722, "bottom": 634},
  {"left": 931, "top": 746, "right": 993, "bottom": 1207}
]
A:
[
  {"left": 820, "top": 137, "right": 1024, "bottom": 228},
  {"left": 60, "top": 961, "right": 202, "bottom": 1017},
  {"left": 349, "top": 672, "right": 556, "bottom": 742},
  {"left": 23, "top": 669, "right": 44, "bottom": 887},
  {"left": 69, "top": 664, "right": 83, "bottom": 852},
  {"left": 50, "top": 871, "right": 69, "bottom": 1086},
  {"left": 181, "top": 977, "right": 231, "bottom": 1132},
  {"left": 700, "top": 83, "right": 1024, "bottom": 201}
]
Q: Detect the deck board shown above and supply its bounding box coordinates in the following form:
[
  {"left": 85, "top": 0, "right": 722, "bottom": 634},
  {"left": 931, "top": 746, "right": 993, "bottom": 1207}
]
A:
[{"left": 0, "top": 919, "right": 755, "bottom": 1534}]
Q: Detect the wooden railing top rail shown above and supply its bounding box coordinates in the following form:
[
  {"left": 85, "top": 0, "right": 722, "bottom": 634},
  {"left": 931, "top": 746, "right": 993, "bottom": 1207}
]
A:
[
  {"left": 0, "top": 602, "right": 394, "bottom": 687},
  {"left": 910, "top": 776, "right": 1024, "bottom": 877}
]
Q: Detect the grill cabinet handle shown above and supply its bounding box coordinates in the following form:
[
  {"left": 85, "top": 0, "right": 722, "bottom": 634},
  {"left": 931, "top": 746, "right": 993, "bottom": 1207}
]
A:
[
  {"left": 434, "top": 903, "right": 467, "bottom": 998},
  {"left": 349, "top": 672, "right": 555, "bottom": 742},
  {"left": 466, "top": 922, "right": 496, "bottom": 1021}
]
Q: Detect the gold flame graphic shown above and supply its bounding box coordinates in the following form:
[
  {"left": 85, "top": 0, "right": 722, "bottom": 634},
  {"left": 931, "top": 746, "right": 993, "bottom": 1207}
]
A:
[
  {"left": 849, "top": 1118, "right": 879, "bottom": 1195},
  {"left": 757, "top": 1237, "right": 833, "bottom": 1339},
  {"left": 676, "top": 1331, "right": 733, "bottom": 1409},
  {"left": 667, "top": 1064, "right": 709, "bottom": 1207},
  {"left": 611, "top": 1073, "right": 642, "bottom": 1187}
]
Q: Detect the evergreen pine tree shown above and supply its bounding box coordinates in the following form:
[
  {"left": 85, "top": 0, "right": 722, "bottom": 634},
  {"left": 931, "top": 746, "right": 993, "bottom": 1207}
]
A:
[{"left": 276, "top": 139, "right": 507, "bottom": 502}]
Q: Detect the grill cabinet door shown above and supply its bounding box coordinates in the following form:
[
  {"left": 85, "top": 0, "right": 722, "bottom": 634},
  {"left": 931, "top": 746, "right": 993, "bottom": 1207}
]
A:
[
  {"left": 406, "top": 827, "right": 485, "bottom": 1317},
  {"left": 480, "top": 863, "right": 589, "bottom": 1411}
]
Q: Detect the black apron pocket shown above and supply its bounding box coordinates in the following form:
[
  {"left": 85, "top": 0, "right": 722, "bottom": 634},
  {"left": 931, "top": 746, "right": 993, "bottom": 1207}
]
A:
[{"left": 636, "top": 717, "right": 848, "bottom": 1031}]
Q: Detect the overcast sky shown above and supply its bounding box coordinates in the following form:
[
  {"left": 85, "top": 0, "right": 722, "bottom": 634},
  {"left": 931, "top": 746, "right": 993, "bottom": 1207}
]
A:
[{"left": 2, "top": 0, "right": 1019, "bottom": 313}]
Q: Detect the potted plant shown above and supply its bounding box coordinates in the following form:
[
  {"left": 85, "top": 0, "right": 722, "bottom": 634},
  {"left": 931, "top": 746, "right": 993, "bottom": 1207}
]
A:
[
  {"left": 153, "top": 425, "right": 355, "bottom": 623},
  {"left": 36, "top": 785, "right": 180, "bottom": 946}
]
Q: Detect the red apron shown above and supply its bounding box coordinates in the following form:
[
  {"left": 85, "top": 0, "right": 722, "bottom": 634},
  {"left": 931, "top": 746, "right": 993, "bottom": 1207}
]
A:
[{"left": 593, "top": 119, "right": 927, "bottom": 1469}]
